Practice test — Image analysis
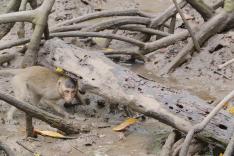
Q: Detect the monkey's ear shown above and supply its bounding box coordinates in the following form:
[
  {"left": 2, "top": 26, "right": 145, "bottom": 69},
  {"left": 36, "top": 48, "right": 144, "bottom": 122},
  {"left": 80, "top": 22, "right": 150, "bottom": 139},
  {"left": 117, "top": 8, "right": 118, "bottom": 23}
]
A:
[{"left": 58, "top": 79, "right": 62, "bottom": 86}]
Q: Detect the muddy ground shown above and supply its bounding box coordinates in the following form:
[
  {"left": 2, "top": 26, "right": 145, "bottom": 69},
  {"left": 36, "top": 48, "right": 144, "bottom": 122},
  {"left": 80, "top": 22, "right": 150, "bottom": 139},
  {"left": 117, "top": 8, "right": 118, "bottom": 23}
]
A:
[{"left": 0, "top": 0, "right": 233, "bottom": 155}]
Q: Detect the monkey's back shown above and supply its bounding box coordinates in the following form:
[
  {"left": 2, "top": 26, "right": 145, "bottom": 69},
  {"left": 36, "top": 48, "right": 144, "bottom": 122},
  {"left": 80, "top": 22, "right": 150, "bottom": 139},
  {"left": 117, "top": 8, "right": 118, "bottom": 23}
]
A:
[{"left": 12, "top": 66, "right": 61, "bottom": 99}]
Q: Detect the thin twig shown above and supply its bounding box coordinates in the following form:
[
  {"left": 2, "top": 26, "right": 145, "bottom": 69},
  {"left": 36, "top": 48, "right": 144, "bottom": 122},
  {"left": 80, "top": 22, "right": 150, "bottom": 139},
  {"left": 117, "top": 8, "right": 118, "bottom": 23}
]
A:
[
  {"left": 218, "top": 58, "right": 234, "bottom": 69},
  {"left": 16, "top": 141, "right": 43, "bottom": 156}
]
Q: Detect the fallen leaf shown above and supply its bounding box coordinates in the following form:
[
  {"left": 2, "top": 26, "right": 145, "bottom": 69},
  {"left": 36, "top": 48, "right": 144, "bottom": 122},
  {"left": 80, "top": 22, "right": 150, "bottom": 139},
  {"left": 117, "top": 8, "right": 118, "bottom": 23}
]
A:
[
  {"left": 34, "top": 129, "right": 76, "bottom": 139},
  {"left": 103, "top": 48, "right": 113, "bottom": 52},
  {"left": 113, "top": 118, "right": 139, "bottom": 132}
]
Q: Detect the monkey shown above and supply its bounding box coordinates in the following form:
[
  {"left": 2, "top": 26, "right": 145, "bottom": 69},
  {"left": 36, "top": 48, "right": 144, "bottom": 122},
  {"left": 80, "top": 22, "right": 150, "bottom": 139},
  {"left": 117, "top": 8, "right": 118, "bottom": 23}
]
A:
[{"left": 0, "top": 66, "right": 84, "bottom": 121}]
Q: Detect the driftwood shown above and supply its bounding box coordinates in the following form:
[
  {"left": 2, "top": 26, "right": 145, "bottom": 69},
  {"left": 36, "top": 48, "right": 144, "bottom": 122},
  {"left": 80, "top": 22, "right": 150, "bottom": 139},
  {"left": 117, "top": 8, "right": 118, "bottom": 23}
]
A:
[
  {"left": 40, "top": 38, "right": 234, "bottom": 148},
  {"left": 0, "top": 91, "right": 84, "bottom": 134}
]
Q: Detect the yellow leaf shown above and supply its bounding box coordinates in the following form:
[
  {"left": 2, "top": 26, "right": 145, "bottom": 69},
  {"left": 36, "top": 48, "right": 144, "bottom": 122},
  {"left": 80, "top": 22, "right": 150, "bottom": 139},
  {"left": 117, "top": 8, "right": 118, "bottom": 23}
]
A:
[
  {"left": 103, "top": 48, "right": 113, "bottom": 52},
  {"left": 55, "top": 67, "right": 64, "bottom": 74},
  {"left": 219, "top": 153, "right": 223, "bottom": 156},
  {"left": 34, "top": 129, "right": 76, "bottom": 139},
  {"left": 34, "top": 129, "right": 64, "bottom": 138},
  {"left": 113, "top": 118, "right": 139, "bottom": 132},
  {"left": 228, "top": 106, "right": 234, "bottom": 115}
]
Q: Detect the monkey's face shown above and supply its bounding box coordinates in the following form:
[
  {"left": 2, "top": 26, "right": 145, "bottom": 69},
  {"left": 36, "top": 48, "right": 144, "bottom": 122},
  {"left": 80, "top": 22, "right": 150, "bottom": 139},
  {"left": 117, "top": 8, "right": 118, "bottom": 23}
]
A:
[
  {"left": 61, "top": 87, "right": 77, "bottom": 103},
  {"left": 58, "top": 78, "right": 78, "bottom": 104}
]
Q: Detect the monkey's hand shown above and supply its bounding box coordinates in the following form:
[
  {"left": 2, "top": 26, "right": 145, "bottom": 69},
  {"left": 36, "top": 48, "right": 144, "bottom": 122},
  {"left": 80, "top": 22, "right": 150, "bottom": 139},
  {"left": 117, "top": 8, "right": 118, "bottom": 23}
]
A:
[{"left": 66, "top": 114, "right": 75, "bottom": 119}]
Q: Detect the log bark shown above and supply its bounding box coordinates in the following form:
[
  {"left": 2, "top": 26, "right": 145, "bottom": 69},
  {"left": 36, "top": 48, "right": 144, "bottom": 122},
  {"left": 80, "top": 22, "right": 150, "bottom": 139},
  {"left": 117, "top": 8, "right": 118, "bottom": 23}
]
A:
[
  {"left": 41, "top": 38, "right": 234, "bottom": 148},
  {"left": 0, "top": 91, "right": 83, "bottom": 134}
]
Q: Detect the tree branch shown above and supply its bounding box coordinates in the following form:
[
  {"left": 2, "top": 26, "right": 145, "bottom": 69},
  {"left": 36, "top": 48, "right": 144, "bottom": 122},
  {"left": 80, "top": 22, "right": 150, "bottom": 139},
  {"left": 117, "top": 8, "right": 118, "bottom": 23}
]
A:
[
  {"left": 21, "top": 0, "right": 55, "bottom": 67},
  {"left": 51, "top": 31, "right": 145, "bottom": 47},
  {"left": 186, "top": 0, "right": 215, "bottom": 20},
  {"left": 83, "top": 17, "right": 151, "bottom": 32},
  {"left": 173, "top": 0, "right": 200, "bottom": 52},
  {"left": 0, "top": 0, "right": 22, "bottom": 39}
]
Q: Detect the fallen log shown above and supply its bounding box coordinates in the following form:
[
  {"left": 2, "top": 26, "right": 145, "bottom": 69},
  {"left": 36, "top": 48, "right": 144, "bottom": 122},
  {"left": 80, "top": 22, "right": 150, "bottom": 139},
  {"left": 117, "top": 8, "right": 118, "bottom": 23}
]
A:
[
  {"left": 41, "top": 38, "right": 234, "bottom": 148},
  {"left": 0, "top": 91, "right": 83, "bottom": 134}
]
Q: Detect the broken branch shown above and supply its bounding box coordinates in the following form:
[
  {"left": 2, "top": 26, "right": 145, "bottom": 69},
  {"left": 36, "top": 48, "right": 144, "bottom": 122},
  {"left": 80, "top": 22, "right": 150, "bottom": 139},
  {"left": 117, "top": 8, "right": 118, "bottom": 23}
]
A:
[{"left": 0, "top": 91, "right": 82, "bottom": 134}]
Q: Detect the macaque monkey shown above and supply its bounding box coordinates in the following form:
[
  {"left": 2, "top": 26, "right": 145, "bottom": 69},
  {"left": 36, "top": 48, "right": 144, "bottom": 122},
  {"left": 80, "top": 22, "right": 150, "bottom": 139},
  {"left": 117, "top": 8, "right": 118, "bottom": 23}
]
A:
[{"left": 0, "top": 66, "right": 83, "bottom": 121}]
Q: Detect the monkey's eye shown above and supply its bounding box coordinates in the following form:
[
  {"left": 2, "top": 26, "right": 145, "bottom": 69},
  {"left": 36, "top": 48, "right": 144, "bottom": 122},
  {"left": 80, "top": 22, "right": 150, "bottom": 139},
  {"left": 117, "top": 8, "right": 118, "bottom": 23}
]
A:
[{"left": 64, "top": 90, "right": 69, "bottom": 94}]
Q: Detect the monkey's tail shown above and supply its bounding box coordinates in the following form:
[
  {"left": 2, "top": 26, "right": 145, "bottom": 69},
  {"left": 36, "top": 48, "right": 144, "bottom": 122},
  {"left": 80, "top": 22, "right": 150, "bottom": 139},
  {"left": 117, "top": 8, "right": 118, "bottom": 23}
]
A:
[{"left": 0, "top": 68, "right": 24, "bottom": 76}]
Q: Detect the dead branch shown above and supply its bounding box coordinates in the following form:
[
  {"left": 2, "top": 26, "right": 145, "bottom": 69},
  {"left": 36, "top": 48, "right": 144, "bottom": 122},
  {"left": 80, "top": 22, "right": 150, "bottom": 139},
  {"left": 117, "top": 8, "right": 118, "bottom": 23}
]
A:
[
  {"left": 160, "top": 130, "right": 177, "bottom": 156},
  {"left": 103, "top": 49, "right": 147, "bottom": 62},
  {"left": 0, "top": 9, "right": 36, "bottom": 23},
  {"left": 224, "top": 132, "right": 234, "bottom": 156},
  {"left": 17, "top": 0, "right": 28, "bottom": 39},
  {"left": 186, "top": 0, "right": 215, "bottom": 20},
  {"left": 50, "top": 31, "right": 145, "bottom": 47},
  {"left": 218, "top": 58, "right": 234, "bottom": 69},
  {"left": 50, "top": 24, "right": 87, "bottom": 32},
  {"left": 51, "top": 24, "right": 170, "bottom": 37},
  {"left": 169, "top": 15, "right": 176, "bottom": 34},
  {"left": 0, "top": 53, "right": 15, "bottom": 65},
  {"left": 0, "top": 91, "right": 83, "bottom": 134},
  {"left": 119, "top": 25, "right": 170, "bottom": 37},
  {"left": 103, "top": 27, "right": 119, "bottom": 48},
  {"left": 21, "top": 0, "right": 55, "bottom": 67},
  {"left": 172, "top": 139, "right": 184, "bottom": 156},
  {"left": 179, "top": 89, "right": 234, "bottom": 156},
  {"left": 0, "top": 38, "right": 30, "bottom": 50},
  {"left": 0, "top": 0, "right": 22, "bottom": 39},
  {"left": 51, "top": 9, "right": 153, "bottom": 28},
  {"left": 150, "top": 0, "right": 187, "bottom": 28},
  {"left": 83, "top": 17, "right": 151, "bottom": 32},
  {"left": 143, "top": 29, "right": 190, "bottom": 54},
  {"left": 173, "top": 0, "right": 200, "bottom": 52}
]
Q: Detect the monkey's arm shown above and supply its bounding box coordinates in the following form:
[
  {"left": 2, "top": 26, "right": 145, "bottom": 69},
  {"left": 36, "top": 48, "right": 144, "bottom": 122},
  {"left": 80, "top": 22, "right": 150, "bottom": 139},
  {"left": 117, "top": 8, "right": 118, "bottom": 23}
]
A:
[
  {"left": 40, "top": 98, "right": 73, "bottom": 118},
  {"left": 76, "top": 92, "right": 86, "bottom": 105}
]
